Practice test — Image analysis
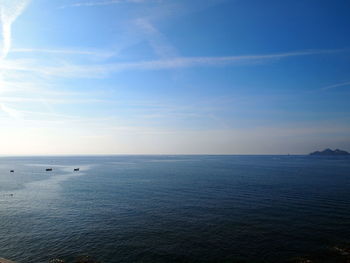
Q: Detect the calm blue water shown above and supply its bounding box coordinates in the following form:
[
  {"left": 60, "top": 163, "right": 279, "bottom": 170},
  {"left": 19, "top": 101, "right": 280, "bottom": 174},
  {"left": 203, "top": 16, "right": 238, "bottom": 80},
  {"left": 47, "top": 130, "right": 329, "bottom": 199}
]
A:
[{"left": 0, "top": 155, "right": 350, "bottom": 263}]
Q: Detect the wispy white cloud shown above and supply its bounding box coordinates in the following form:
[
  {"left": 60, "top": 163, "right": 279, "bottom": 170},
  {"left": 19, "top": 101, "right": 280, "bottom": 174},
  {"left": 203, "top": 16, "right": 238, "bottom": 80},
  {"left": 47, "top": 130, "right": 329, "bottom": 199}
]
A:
[
  {"left": 134, "top": 18, "right": 178, "bottom": 59},
  {"left": 0, "top": 0, "right": 30, "bottom": 59},
  {"left": 61, "top": 0, "right": 149, "bottom": 8},
  {"left": 0, "top": 47, "right": 343, "bottom": 127},
  {"left": 0, "top": 103, "right": 23, "bottom": 118},
  {"left": 323, "top": 81, "right": 350, "bottom": 90},
  {"left": 10, "top": 48, "right": 115, "bottom": 59},
  {"left": 0, "top": 49, "right": 341, "bottom": 78},
  {"left": 0, "top": 96, "right": 109, "bottom": 104}
]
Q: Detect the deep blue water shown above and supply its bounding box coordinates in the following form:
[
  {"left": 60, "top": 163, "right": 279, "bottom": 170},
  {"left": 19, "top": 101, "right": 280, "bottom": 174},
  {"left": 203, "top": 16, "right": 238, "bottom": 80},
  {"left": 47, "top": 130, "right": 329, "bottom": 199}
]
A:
[{"left": 0, "top": 155, "right": 350, "bottom": 263}]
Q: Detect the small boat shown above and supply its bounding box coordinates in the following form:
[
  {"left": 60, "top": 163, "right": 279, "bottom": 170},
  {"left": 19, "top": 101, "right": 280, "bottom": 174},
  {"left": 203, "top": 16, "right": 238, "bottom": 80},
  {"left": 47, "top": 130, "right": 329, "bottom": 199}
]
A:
[
  {"left": 74, "top": 168, "right": 80, "bottom": 171},
  {"left": 10, "top": 170, "right": 14, "bottom": 173},
  {"left": 46, "top": 168, "right": 53, "bottom": 171}
]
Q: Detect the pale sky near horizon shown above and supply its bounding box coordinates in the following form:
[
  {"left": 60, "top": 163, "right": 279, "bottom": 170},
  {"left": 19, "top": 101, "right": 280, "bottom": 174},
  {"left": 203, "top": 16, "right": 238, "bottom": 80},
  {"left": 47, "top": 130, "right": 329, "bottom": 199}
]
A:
[{"left": 0, "top": 0, "right": 350, "bottom": 155}]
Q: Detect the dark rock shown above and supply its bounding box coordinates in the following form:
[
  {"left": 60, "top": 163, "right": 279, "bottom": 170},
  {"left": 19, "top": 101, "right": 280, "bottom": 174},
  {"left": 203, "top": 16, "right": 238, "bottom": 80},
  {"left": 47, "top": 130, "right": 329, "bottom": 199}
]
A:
[
  {"left": 309, "top": 148, "right": 350, "bottom": 156},
  {"left": 75, "top": 256, "right": 99, "bottom": 263},
  {"left": 49, "top": 259, "right": 65, "bottom": 263}
]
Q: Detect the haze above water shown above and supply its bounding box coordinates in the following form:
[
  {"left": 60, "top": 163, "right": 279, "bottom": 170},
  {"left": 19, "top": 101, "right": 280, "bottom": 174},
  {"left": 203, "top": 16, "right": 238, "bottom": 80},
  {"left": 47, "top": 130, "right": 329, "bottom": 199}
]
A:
[{"left": 1, "top": 155, "right": 350, "bottom": 263}]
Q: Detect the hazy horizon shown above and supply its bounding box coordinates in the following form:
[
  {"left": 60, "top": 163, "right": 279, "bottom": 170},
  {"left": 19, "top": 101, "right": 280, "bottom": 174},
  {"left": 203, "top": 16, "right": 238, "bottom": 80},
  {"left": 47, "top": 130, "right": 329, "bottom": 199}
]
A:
[
  {"left": 0, "top": 0, "right": 350, "bottom": 155},
  {"left": 0, "top": 148, "right": 349, "bottom": 157}
]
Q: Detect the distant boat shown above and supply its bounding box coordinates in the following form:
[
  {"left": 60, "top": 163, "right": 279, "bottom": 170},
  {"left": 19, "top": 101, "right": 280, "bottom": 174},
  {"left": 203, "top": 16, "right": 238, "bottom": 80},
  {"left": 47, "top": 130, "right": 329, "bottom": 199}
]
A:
[
  {"left": 46, "top": 168, "right": 53, "bottom": 171},
  {"left": 10, "top": 170, "right": 14, "bottom": 173},
  {"left": 74, "top": 168, "right": 80, "bottom": 171}
]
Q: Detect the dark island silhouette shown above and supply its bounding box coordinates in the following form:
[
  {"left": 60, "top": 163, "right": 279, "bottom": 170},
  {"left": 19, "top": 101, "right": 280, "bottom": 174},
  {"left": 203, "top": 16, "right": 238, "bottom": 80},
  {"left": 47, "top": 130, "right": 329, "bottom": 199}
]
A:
[{"left": 310, "top": 148, "right": 350, "bottom": 156}]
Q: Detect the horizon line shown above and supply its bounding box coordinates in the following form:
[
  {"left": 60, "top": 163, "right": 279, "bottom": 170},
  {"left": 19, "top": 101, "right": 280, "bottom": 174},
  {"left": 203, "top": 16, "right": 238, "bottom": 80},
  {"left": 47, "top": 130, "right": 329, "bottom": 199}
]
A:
[{"left": 0, "top": 153, "right": 314, "bottom": 157}]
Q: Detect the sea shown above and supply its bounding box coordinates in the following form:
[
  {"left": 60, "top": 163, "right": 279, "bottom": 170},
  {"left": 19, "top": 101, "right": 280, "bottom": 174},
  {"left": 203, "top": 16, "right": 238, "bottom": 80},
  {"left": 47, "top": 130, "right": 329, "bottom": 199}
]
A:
[{"left": 0, "top": 155, "right": 350, "bottom": 263}]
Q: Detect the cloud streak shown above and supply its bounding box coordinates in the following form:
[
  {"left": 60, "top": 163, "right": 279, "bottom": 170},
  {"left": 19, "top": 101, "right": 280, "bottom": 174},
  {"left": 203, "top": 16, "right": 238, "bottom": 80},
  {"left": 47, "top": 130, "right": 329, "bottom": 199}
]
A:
[
  {"left": 134, "top": 18, "right": 178, "bottom": 59},
  {"left": 0, "top": 49, "right": 342, "bottom": 78},
  {"left": 61, "top": 0, "right": 148, "bottom": 8},
  {"left": 0, "top": 0, "right": 30, "bottom": 59},
  {"left": 11, "top": 48, "right": 115, "bottom": 58},
  {"left": 323, "top": 81, "right": 350, "bottom": 90},
  {"left": 0, "top": 103, "right": 23, "bottom": 118}
]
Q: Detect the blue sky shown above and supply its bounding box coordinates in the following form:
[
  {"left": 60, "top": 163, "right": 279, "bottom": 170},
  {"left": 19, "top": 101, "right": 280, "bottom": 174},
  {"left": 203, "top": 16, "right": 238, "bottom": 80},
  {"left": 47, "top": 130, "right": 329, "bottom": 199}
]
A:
[{"left": 0, "top": 0, "right": 350, "bottom": 155}]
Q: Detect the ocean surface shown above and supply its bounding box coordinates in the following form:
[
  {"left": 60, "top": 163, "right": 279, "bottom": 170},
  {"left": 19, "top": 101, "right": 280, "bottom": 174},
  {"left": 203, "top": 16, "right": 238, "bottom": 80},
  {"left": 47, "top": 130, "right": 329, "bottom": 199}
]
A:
[{"left": 0, "top": 155, "right": 350, "bottom": 263}]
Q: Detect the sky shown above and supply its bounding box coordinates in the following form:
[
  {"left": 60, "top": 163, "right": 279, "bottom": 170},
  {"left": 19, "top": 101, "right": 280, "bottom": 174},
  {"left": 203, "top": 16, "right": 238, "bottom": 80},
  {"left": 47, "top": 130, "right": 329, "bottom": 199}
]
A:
[{"left": 0, "top": 0, "right": 350, "bottom": 155}]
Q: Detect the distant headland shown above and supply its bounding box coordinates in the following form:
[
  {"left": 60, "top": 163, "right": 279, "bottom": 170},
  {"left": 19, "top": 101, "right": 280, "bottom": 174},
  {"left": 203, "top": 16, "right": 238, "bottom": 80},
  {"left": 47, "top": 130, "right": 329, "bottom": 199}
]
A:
[{"left": 309, "top": 148, "right": 350, "bottom": 156}]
